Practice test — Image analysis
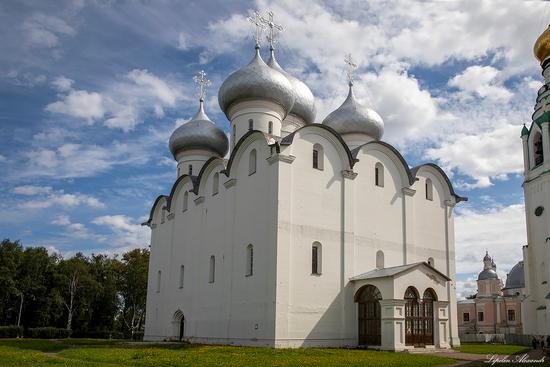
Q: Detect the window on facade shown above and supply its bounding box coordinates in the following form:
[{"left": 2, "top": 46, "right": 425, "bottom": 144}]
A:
[
  {"left": 183, "top": 191, "right": 188, "bottom": 212},
  {"left": 312, "top": 144, "right": 324, "bottom": 170},
  {"left": 213, "top": 172, "right": 219, "bottom": 195},
  {"left": 248, "top": 119, "right": 253, "bottom": 130},
  {"left": 376, "top": 250, "right": 384, "bottom": 269},
  {"left": 188, "top": 164, "right": 193, "bottom": 176},
  {"left": 177, "top": 167, "right": 180, "bottom": 176},
  {"left": 428, "top": 257, "right": 434, "bottom": 267},
  {"left": 161, "top": 208, "right": 166, "bottom": 223},
  {"left": 209, "top": 256, "right": 215, "bottom": 283},
  {"left": 508, "top": 309, "right": 515, "bottom": 321},
  {"left": 478, "top": 311, "right": 484, "bottom": 322},
  {"left": 246, "top": 244, "right": 254, "bottom": 276},
  {"left": 541, "top": 262, "right": 548, "bottom": 284},
  {"left": 534, "top": 132, "right": 544, "bottom": 166},
  {"left": 312, "top": 242, "right": 322, "bottom": 275},
  {"left": 249, "top": 149, "right": 257, "bottom": 175},
  {"left": 268, "top": 121, "right": 273, "bottom": 134},
  {"left": 375, "top": 162, "right": 384, "bottom": 187},
  {"left": 179, "top": 265, "right": 184, "bottom": 289},
  {"left": 426, "top": 178, "right": 433, "bottom": 201},
  {"left": 463, "top": 313, "right": 469, "bottom": 322},
  {"left": 232, "top": 125, "right": 236, "bottom": 148},
  {"left": 156, "top": 270, "right": 161, "bottom": 293}
]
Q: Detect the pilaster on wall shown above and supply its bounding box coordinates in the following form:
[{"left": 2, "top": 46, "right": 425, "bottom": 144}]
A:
[
  {"left": 379, "top": 299, "right": 406, "bottom": 351},
  {"left": 542, "top": 122, "right": 550, "bottom": 170},
  {"left": 341, "top": 169, "right": 357, "bottom": 342},
  {"left": 435, "top": 301, "right": 450, "bottom": 348},
  {"left": 522, "top": 135, "right": 530, "bottom": 173},
  {"left": 444, "top": 200, "right": 460, "bottom": 347},
  {"left": 401, "top": 187, "right": 416, "bottom": 265}
]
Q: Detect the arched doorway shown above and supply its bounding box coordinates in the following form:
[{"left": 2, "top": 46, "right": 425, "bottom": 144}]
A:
[
  {"left": 422, "top": 288, "right": 437, "bottom": 345},
  {"left": 355, "top": 285, "right": 382, "bottom": 346},
  {"left": 173, "top": 310, "right": 185, "bottom": 342},
  {"left": 405, "top": 287, "right": 437, "bottom": 346}
]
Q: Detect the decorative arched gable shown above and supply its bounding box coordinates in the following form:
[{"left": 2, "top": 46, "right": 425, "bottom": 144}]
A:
[
  {"left": 194, "top": 157, "right": 227, "bottom": 197},
  {"left": 223, "top": 130, "right": 273, "bottom": 179},
  {"left": 143, "top": 195, "right": 168, "bottom": 226},
  {"left": 411, "top": 164, "right": 467, "bottom": 203}
]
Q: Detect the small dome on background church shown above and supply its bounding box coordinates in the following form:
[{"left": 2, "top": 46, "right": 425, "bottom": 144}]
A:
[
  {"left": 267, "top": 49, "right": 316, "bottom": 124},
  {"left": 322, "top": 81, "right": 384, "bottom": 140},
  {"left": 478, "top": 251, "right": 499, "bottom": 281},
  {"left": 534, "top": 24, "right": 550, "bottom": 64},
  {"left": 169, "top": 99, "right": 229, "bottom": 158},
  {"left": 218, "top": 47, "right": 295, "bottom": 118}
]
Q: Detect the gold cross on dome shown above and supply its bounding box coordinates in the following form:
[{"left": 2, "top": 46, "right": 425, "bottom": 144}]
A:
[
  {"left": 344, "top": 53, "right": 357, "bottom": 84},
  {"left": 260, "top": 10, "right": 284, "bottom": 50},
  {"left": 193, "top": 70, "right": 211, "bottom": 101},
  {"left": 248, "top": 10, "right": 267, "bottom": 47}
]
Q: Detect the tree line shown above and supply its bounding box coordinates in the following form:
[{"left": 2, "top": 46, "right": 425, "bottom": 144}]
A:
[{"left": 0, "top": 239, "right": 149, "bottom": 339}]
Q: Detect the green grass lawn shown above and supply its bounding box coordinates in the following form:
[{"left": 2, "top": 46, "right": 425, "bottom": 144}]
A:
[
  {"left": 456, "top": 343, "right": 532, "bottom": 355},
  {"left": 0, "top": 339, "right": 456, "bottom": 367}
]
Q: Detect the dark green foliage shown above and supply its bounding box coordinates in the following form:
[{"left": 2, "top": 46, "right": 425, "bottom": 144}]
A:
[
  {"left": 27, "top": 327, "right": 72, "bottom": 339},
  {"left": 0, "top": 326, "right": 23, "bottom": 338},
  {"left": 0, "top": 239, "right": 149, "bottom": 339}
]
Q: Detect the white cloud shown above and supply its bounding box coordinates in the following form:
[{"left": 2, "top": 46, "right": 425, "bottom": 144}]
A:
[
  {"left": 177, "top": 32, "right": 189, "bottom": 50},
  {"left": 456, "top": 277, "right": 478, "bottom": 300},
  {"left": 51, "top": 215, "right": 96, "bottom": 239},
  {"left": 425, "top": 124, "right": 524, "bottom": 189},
  {"left": 126, "top": 69, "right": 180, "bottom": 106},
  {"left": 0, "top": 155, "right": 6, "bottom": 162},
  {"left": 455, "top": 203, "right": 526, "bottom": 276},
  {"left": 22, "top": 13, "right": 76, "bottom": 48},
  {"left": 14, "top": 187, "right": 105, "bottom": 210},
  {"left": 46, "top": 89, "right": 105, "bottom": 121},
  {"left": 92, "top": 215, "right": 150, "bottom": 249},
  {"left": 52, "top": 76, "right": 74, "bottom": 92},
  {"left": 449, "top": 66, "right": 512, "bottom": 101}
]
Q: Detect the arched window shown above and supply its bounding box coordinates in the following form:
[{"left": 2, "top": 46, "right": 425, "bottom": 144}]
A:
[
  {"left": 534, "top": 132, "right": 544, "bottom": 166},
  {"left": 177, "top": 167, "right": 180, "bottom": 177},
  {"left": 376, "top": 250, "right": 384, "bottom": 269},
  {"left": 540, "top": 261, "right": 547, "bottom": 284},
  {"left": 248, "top": 119, "right": 253, "bottom": 130},
  {"left": 161, "top": 207, "right": 166, "bottom": 223},
  {"left": 425, "top": 178, "right": 433, "bottom": 201},
  {"left": 268, "top": 121, "right": 273, "bottom": 134},
  {"left": 182, "top": 191, "right": 188, "bottom": 212},
  {"left": 427, "top": 257, "right": 434, "bottom": 267},
  {"left": 179, "top": 265, "right": 184, "bottom": 289},
  {"left": 312, "top": 242, "right": 322, "bottom": 275},
  {"left": 312, "top": 144, "right": 324, "bottom": 170},
  {"left": 246, "top": 244, "right": 254, "bottom": 276},
  {"left": 249, "top": 149, "right": 257, "bottom": 175},
  {"left": 375, "top": 162, "right": 384, "bottom": 187},
  {"left": 156, "top": 270, "right": 161, "bottom": 293},
  {"left": 232, "top": 125, "right": 236, "bottom": 148},
  {"left": 209, "top": 256, "right": 215, "bottom": 283},
  {"left": 213, "top": 172, "right": 219, "bottom": 195},
  {"left": 188, "top": 164, "right": 193, "bottom": 176}
]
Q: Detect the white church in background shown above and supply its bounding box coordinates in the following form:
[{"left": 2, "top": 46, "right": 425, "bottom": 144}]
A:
[{"left": 143, "top": 11, "right": 465, "bottom": 351}]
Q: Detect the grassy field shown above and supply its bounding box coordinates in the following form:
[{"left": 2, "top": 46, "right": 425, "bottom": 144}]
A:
[
  {"left": 456, "top": 343, "right": 532, "bottom": 355},
  {"left": 0, "top": 339, "right": 456, "bottom": 367}
]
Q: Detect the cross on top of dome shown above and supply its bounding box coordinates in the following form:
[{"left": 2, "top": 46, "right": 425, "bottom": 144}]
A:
[
  {"left": 344, "top": 53, "right": 357, "bottom": 86},
  {"left": 261, "top": 10, "right": 284, "bottom": 51},
  {"left": 248, "top": 10, "right": 267, "bottom": 47},
  {"left": 193, "top": 70, "right": 211, "bottom": 102}
]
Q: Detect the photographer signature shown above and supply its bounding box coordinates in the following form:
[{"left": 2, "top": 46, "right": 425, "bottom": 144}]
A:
[{"left": 485, "top": 354, "right": 545, "bottom": 365}]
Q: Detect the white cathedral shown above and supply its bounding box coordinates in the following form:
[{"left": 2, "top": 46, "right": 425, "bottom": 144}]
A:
[{"left": 143, "top": 11, "right": 465, "bottom": 351}]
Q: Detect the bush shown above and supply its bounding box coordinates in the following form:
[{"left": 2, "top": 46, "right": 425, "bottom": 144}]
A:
[
  {"left": 132, "top": 331, "right": 144, "bottom": 341},
  {"left": 0, "top": 325, "right": 23, "bottom": 338},
  {"left": 72, "top": 330, "right": 125, "bottom": 339},
  {"left": 27, "top": 327, "right": 71, "bottom": 339}
]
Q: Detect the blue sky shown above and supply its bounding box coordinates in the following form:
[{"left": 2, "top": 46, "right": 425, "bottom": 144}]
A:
[{"left": 0, "top": 0, "right": 547, "bottom": 298}]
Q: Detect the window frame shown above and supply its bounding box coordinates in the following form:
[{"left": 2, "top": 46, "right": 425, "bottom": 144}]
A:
[
  {"left": 179, "top": 265, "right": 184, "bottom": 289},
  {"left": 249, "top": 149, "right": 257, "bottom": 175},
  {"left": 245, "top": 244, "right": 254, "bottom": 277},
  {"left": 209, "top": 255, "right": 215, "bottom": 283},
  {"left": 375, "top": 162, "right": 384, "bottom": 187},
  {"left": 425, "top": 178, "right": 433, "bottom": 201},
  {"left": 463, "top": 312, "right": 469, "bottom": 322},
  {"left": 311, "top": 242, "right": 322, "bottom": 275}
]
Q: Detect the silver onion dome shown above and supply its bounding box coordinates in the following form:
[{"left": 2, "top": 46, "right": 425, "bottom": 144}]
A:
[
  {"left": 504, "top": 261, "right": 525, "bottom": 289},
  {"left": 322, "top": 82, "right": 384, "bottom": 140},
  {"left": 267, "top": 49, "right": 316, "bottom": 124},
  {"left": 169, "top": 99, "right": 229, "bottom": 158},
  {"left": 478, "top": 268, "right": 499, "bottom": 281},
  {"left": 218, "top": 47, "right": 295, "bottom": 118}
]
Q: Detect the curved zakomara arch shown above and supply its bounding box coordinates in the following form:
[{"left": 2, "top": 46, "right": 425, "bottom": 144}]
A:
[
  {"left": 194, "top": 157, "right": 226, "bottom": 198},
  {"left": 280, "top": 124, "right": 355, "bottom": 170},
  {"left": 173, "top": 309, "right": 185, "bottom": 322},
  {"left": 354, "top": 284, "right": 383, "bottom": 302},
  {"left": 410, "top": 163, "right": 467, "bottom": 203},
  {"left": 143, "top": 195, "right": 168, "bottom": 226},
  {"left": 143, "top": 131, "right": 272, "bottom": 226},
  {"left": 353, "top": 141, "right": 416, "bottom": 188}
]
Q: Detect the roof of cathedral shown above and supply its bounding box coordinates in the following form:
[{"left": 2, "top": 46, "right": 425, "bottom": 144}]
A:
[
  {"left": 503, "top": 261, "right": 525, "bottom": 290},
  {"left": 534, "top": 24, "right": 550, "bottom": 64},
  {"left": 478, "top": 268, "right": 499, "bottom": 280},
  {"left": 267, "top": 49, "right": 316, "bottom": 124},
  {"left": 218, "top": 46, "right": 295, "bottom": 118},
  {"left": 322, "top": 82, "right": 384, "bottom": 140},
  {"left": 522, "top": 124, "right": 529, "bottom": 137},
  {"left": 349, "top": 261, "right": 450, "bottom": 281},
  {"left": 168, "top": 99, "right": 229, "bottom": 158}
]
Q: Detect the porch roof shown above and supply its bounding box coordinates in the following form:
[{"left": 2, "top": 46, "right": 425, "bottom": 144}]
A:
[{"left": 349, "top": 262, "right": 451, "bottom": 282}]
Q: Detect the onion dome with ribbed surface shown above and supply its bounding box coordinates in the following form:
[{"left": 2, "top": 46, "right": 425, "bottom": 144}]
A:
[
  {"left": 267, "top": 49, "right": 316, "bottom": 124},
  {"left": 169, "top": 99, "right": 228, "bottom": 158},
  {"left": 322, "top": 82, "right": 384, "bottom": 140},
  {"left": 218, "top": 46, "right": 295, "bottom": 118}
]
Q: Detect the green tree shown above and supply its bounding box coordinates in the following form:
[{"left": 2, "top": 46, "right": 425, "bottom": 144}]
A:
[
  {"left": 0, "top": 239, "right": 23, "bottom": 325},
  {"left": 117, "top": 248, "right": 149, "bottom": 338},
  {"left": 88, "top": 254, "right": 120, "bottom": 333}
]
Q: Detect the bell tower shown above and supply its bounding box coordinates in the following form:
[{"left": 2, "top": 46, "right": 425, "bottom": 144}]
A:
[{"left": 521, "top": 24, "right": 550, "bottom": 335}]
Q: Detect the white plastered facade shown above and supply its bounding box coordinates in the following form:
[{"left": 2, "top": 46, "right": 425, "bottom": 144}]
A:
[{"left": 143, "top": 122, "right": 463, "bottom": 350}]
